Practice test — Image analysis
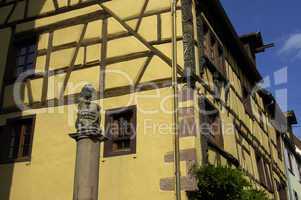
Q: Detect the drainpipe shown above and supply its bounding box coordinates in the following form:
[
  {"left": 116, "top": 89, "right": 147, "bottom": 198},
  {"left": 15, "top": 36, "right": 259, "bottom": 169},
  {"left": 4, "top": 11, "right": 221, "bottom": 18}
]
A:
[{"left": 171, "top": 1, "right": 181, "bottom": 200}]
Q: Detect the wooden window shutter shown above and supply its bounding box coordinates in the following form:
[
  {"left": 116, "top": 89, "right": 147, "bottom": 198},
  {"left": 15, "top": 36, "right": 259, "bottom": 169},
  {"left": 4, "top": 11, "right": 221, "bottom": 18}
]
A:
[{"left": 104, "top": 115, "right": 114, "bottom": 157}]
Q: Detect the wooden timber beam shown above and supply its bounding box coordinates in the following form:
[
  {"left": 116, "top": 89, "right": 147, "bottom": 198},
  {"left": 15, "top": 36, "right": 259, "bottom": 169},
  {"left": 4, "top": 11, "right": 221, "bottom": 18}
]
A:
[
  {"left": 52, "top": 0, "right": 59, "bottom": 10},
  {"left": 98, "top": 3, "right": 184, "bottom": 76},
  {"left": 135, "top": 0, "right": 149, "bottom": 32},
  {"left": 59, "top": 23, "right": 88, "bottom": 100},
  {"left": 99, "top": 18, "right": 108, "bottom": 98},
  {"left": 41, "top": 31, "right": 54, "bottom": 103},
  {"left": 0, "top": 78, "right": 173, "bottom": 114},
  {"left": 0, "top": 0, "right": 110, "bottom": 29},
  {"left": 134, "top": 54, "right": 154, "bottom": 87}
]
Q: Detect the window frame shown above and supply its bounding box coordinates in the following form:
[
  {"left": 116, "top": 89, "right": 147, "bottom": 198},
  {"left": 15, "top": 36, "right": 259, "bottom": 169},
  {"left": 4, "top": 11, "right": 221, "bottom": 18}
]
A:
[
  {"left": 0, "top": 115, "right": 36, "bottom": 164},
  {"left": 5, "top": 34, "right": 38, "bottom": 84},
  {"left": 276, "top": 131, "right": 283, "bottom": 161},
  {"left": 241, "top": 86, "right": 253, "bottom": 117},
  {"left": 103, "top": 105, "right": 137, "bottom": 157},
  {"left": 199, "top": 97, "right": 224, "bottom": 148},
  {"left": 201, "top": 14, "right": 226, "bottom": 75},
  {"left": 256, "top": 152, "right": 273, "bottom": 192}
]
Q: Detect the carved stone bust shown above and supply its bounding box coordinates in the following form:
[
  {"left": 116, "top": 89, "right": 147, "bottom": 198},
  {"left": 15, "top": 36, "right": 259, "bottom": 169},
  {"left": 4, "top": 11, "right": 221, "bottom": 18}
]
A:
[{"left": 75, "top": 84, "right": 101, "bottom": 135}]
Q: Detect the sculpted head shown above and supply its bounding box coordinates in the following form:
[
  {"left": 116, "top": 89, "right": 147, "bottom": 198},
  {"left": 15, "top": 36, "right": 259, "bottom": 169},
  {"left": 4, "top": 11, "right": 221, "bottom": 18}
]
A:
[{"left": 80, "top": 84, "right": 96, "bottom": 101}]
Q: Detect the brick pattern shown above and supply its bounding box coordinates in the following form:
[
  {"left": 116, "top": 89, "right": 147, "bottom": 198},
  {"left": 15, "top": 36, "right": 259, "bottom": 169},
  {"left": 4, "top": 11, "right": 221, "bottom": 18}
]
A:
[
  {"left": 179, "top": 107, "right": 197, "bottom": 137},
  {"left": 160, "top": 148, "right": 198, "bottom": 191}
]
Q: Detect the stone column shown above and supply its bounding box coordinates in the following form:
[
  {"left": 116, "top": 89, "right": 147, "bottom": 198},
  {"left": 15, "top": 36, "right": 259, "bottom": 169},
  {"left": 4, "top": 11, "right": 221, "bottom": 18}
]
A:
[{"left": 69, "top": 84, "right": 106, "bottom": 200}]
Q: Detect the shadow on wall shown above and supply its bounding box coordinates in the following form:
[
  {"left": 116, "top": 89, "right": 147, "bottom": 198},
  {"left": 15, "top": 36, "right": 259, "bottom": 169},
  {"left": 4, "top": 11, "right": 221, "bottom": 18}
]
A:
[
  {"left": 0, "top": 1, "right": 47, "bottom": 199},
  {"left": 0, "top": 164, "right": 15, "bottom": 200}
]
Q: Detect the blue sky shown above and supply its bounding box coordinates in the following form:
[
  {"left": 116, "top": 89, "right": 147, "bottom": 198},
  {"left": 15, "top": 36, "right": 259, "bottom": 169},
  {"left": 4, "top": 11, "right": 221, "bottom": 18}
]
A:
[{"left": 220, "top": 0, "right": 301, "bottom": 138}]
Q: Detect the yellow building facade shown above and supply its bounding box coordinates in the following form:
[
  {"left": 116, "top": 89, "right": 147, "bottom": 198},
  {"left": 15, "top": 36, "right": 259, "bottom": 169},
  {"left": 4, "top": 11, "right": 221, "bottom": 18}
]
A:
[{"left": 0, "top": 0, "right": 289, "bottom": 200}]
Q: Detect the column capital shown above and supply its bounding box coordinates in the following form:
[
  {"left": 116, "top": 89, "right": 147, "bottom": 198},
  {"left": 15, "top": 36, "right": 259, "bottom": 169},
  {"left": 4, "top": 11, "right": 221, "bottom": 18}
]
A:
[{"left": 69, "top": 130, "right": 107, "bottom": 142}]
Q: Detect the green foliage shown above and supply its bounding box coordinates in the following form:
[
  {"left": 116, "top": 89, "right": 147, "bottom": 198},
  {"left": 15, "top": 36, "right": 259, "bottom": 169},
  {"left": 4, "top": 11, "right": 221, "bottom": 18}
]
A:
[
  {"left": 188, "top": 165, "right": 269, "bottom": 200},
  {"left": 242, "top": 189, "right": 270, "bottom": 200}
]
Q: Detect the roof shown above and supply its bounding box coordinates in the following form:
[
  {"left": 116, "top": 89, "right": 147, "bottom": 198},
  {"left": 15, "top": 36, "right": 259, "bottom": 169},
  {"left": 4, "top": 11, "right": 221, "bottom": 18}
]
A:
[{"left": 240, "top": 32, "right": 264, "bottom": 49}]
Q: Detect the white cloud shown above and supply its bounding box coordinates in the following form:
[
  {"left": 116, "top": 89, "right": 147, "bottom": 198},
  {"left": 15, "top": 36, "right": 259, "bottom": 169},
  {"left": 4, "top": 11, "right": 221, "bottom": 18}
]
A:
[{"left": 279, "top": 33, "right": 301, "bottom": 59}]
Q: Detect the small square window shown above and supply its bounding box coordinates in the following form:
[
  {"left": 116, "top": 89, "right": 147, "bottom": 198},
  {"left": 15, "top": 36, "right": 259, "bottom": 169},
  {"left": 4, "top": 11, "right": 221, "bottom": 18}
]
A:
[
  {"left": 13, "top": 37, "right": 37, "bottom": 77},
  {"left": 0, "top": 116, "right": 35, "bottom": 163},
  {"left": 104, "top": 106, "right": 137, "bottom": 157}
]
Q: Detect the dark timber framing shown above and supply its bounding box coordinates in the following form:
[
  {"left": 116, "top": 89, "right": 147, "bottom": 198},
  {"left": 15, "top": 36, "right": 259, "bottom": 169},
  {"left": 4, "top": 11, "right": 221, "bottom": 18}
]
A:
[
  {"left": 52, "top": 0, "right": 59, "bottom": 10},
  {"left": 0, "top": 0, "right": 110, "bottom": 29},
  {"left": 134, "top": 54, "right": 154, "bottom": 87},
  {"left": 41, "top": 31, "right": 54, "bottom": 103},
  {"left": 0, "top": 78, "right": 173, "bottom": 114},
  {"left": 99, "top": 18, "right": 108, "bottom": 98},
  {"left": 59, "top": 23, "right": 88, "bottom": 100},
  {"left": 14, "top": 10, "right": 107, "bottom": 37},
  {"left": 156, "top": 14, "right": 162, "bottom": 41},
  {"left": 98, "top": 2, "right": 184, "bottom": 77},
  {"left": 181, "top": 0, "right": 196, "bottom": 86},
  {"left": 135, "top": 0, "right": 149, "bottom": 32}
]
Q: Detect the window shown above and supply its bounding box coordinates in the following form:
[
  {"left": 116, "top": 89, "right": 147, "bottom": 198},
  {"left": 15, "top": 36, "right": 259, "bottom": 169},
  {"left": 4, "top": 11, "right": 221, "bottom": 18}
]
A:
[
  {"left": 256, "top": 153, "right": 266, "bottom": 186},
  {"left": 256, "top": 153, "right": 273, "bottom": 191},
  {"left": 15, "top": 38, "right": 37, "bottom": 77},
  {"left": 202, "top": 21, "right": 225, "bottom": 74},
  {"left": 6, "top": 36, "right": 38, "bottom": 82},
  {"left": 0, "top": 116, "right": 35, "bottom": 163},
  {"left": 104, "top": 106, "right": 136, "bottom": 157},
  {"left": 242, "top": 86, "right": 253, "bottom": 117},
  {"left": 276, "top": 131, "right": 283, "bottom": 160},
  {"left": 200, "top": 98, "right": 223, "bottom": 148}
]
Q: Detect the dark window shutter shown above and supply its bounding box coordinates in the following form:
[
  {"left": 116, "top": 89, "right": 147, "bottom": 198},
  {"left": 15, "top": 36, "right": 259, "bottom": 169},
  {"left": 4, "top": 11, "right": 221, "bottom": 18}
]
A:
[
  {"left": 104, "top": 115, "right": 114, "bottom": 157},
  {"left": 129, "top": 107, "right": 136, "bottom": 154}
]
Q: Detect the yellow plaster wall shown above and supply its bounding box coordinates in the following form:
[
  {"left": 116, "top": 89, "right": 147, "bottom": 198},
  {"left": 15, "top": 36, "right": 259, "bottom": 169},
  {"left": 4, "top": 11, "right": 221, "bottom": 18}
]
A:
[
  {"left": 140, "top": 56, "right": 172, "bottom": 83},
  {"left": 105, "top": 58, "right": 146, "bottom": 89},
  {"left": 53, "top": 24, "right": 84, "bottom": 46},
  {"left": 47, "top": 74, "right": 66, "bottom": 100},
  {"left": 64, "top": 65, "right": 100, "bottom": 96},
  {"left": 101, "top": 88, "right": 176, "bottom": 200},
  {"left": 16, "top": 5, "right": 102, "bottom": 33},
  {"left": 49, "top": 47, "right": 84, "bottom": 70},
  {"left": 0, "top": 5, "right": 13, "bottom": 24},
  {"left": 107, "top": 36, "right": 147, "bottom": 58},
  {"left": 0, "top": 87, "right": 178, "bottom": 200},
  {"left": 8, "top": 1, "right": 26, "bottom": 23}
]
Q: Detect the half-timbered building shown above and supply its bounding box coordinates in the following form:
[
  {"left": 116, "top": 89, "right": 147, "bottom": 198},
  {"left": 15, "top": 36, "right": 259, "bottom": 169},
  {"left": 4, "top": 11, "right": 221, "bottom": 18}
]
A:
[{"left": 0, "top": 0, "right": 290, "bottom": 199}]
